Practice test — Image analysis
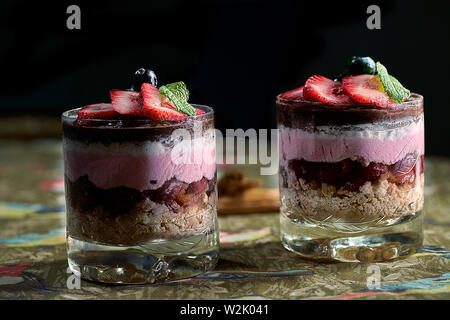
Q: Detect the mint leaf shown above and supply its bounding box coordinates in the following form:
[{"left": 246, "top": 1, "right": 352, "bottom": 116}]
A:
[
  {"left": 159, "top": 81, "right": 196, "bottom": 116},
  {"left": 376, "top": 62, "right": 410, "bottom": 103}
]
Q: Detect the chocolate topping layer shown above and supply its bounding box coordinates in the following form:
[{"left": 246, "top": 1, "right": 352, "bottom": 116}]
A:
[
  {"left": 62, "top": 105, "right": 214, "bottom": 144},
  {"left": 277, "top": 93, "right": 423, "bottom": 127}
]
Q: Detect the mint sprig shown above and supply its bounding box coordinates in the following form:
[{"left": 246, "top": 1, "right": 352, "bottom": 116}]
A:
[
  {"left": 376, "top": 62, "right": 410, "bottom": 103},
  {"left": 159, "top": 81, "right": 196, "bottom": 116}
]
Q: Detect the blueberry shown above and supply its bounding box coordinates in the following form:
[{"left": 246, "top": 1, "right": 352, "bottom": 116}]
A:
[
  {"left": 344, "top": 56, "right": 376, "bottom": 76},
  {"left": 132, "top": 68, "right": 157, "bottom": 91}
]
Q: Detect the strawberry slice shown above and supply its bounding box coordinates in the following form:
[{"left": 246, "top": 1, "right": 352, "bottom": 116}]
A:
[
  {"left": 140, "top": 83, "right": 187, "bottom": 120},
  {"left": 160, "top": 95, "right": 177, "bottom": 110},
  {"left": 77, "top": 103, "right": 120, "bottom": 119},
  {"left": 342, "top": 74, "right": 397, "bottom": 108},
  {"left": 280, "top": 86, "right": 304, "bottom": 100},
  {"left": 110, "top": 89, "right": 143, "bottom": 115},
  {"left": 303, "top": 75, "right": 353, "bottom": 105}
]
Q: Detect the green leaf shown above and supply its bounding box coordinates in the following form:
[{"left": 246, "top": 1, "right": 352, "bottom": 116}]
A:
[
  {"left": 159, "top": 81, "right": 196, "bottom": 116},
  {"left": 376, "top": 62, "right": 410, "bottom": 103}
]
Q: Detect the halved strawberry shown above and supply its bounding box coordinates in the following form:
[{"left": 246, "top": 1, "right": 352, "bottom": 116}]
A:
[
  {"left": 140, "top": 83, "right": 187, "bottom": 120},
  {"left": 110, "top": 89, "right": 143, "bottom": 115},
  {"left": 280, "top": 86, "right": 304, "bottom": 100},
  {"left": 77, "top": 103, "right": 120, "bottom": 119},
  {"left": 303, "top": 75, "right": 353, "bottom": 105},
  {"left": 342, "top": 75, "right": 397, "bottom": 108}
]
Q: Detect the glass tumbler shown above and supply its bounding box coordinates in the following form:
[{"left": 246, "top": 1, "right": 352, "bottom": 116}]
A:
[
  {"left": 277, "top": 94, "right": 424, "bottom": 262},
  {"left": 62, "top": 105, "right": 218, "bottom": 283}
]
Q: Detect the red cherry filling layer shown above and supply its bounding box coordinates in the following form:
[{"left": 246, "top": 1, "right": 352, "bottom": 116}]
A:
[
  {"left": 144, "top": 177, "right": 215, "bottom": 213},
  {"left": 66, "top": 175, "right": 216, "bottom": 216},
  {"left": 286, "top": 154, "right": 424, "bottom": 192}
]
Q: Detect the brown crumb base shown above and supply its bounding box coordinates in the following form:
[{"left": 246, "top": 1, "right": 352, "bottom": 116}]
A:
[
  {"left": 67, "top": 193, "right": 217, "bottom": 245},
  {"left": 280, "top": 173, "right": 424, "bottom": 223}
]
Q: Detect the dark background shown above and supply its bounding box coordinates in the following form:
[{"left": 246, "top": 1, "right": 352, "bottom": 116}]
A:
[{"left": 1, "top": 0, "right": 449, "bottom": 156}]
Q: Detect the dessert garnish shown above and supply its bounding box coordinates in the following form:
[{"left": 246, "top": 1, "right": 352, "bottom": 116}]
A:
[
  {"left": 159, "top": 82, "right": 197, "bottom": 116},
  {"left": 132, "top": 68, "right": 157, "bottom": 90},
  {"left": 110, "top": 89, "right": 142, "bottom": 115},
  {"left": 375, "top": 62, "right": 410, "bottom": 103},
  {"left": 344, "top": 56, "right": 376, "bottom": 76},
  {"left": 303, "top": 75, "right": 354, "bottom": 105},
  {"left": 77, "top": 103, "right": 120, "bottom": 119},
  {"left": 279, "top": 86, "right": 304, "bottom": 100},
  {"left": 280, "top": 57, "right": 411, "bottom": 108},
  {"left": 141, "top": 83, "right": 187, "bottom": 119},
  {"left": 78, "top": 68, "right": 202, "bottom": 121},
  {"left": 342, "top": 74, "right": 395, "bottom": 108}
]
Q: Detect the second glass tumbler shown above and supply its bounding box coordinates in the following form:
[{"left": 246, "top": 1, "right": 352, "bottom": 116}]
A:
[{"left": 277, "top": 88, "right": 424, "bottom": 262}]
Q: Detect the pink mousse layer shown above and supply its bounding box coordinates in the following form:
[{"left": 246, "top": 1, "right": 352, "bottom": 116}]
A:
[
  {"left": 64, "top": 144, "right": 216, "bottom": 191},
  {"left": 279, "top": 127, "right": 424, "bottom": 166}
]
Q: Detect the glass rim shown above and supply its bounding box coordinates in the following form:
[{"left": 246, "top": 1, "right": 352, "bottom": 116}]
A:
[
  {"left": 61, "top": 104, "right": 214, "bottom": 124},
  {"left": 276, "top": 92, "right": 424, "bottom": 110}
]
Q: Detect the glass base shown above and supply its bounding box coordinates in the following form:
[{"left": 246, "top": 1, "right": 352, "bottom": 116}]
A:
[
  {"left": 280, "top": 210, "right": 423, "bottom": 262},
  {"left": 67, "top": 230, "right": 219, "bottom": 284}
]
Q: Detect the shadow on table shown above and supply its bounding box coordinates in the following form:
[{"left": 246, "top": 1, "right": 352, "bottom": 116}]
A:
[{"left": 216, "top": 240, "right": 333, "bottom": 273}]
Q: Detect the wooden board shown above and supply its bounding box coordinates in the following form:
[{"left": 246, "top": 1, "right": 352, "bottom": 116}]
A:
[{"left": 218, "top": 187, "right": 280, "bottom": 215}]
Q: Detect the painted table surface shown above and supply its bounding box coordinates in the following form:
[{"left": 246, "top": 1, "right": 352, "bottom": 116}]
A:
[{"left": 0, "top": 139, "right": 449, "bottom": 300}]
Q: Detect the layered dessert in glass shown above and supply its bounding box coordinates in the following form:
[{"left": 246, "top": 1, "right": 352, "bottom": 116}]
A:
[
  {"left": 63, "top": 69, "right": 218, "bottom": 283},
  {"left": 277, "top": 57, "right": 424, "bottom": 262}
]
